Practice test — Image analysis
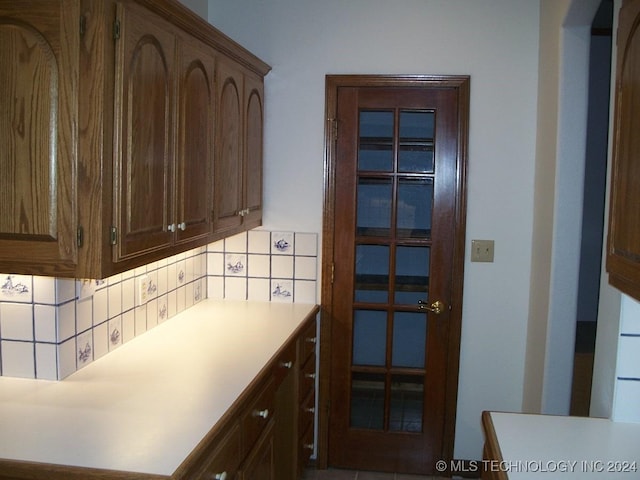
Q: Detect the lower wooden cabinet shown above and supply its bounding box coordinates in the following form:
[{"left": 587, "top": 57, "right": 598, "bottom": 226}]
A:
[{"left": 178, "top": 315, "right": 317, "bottom": 480}]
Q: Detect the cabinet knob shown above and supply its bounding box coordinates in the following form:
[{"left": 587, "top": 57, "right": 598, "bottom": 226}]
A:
[
  {"left": 305, "top": 337, "right": 317, "bottom": 344},
  {"left": 305, "top": 407, "right": 315, "bottom": 414},
  {"left": 178, "top": 222, "right": 186, "bottom": 231},
  {"left": 304, "top": 373, "right": 316, "bottom": 380},
  {"left": 253, "top": 408, "right": 269, "bottom": 419},
  {"left": 213, "top": 472, "right": 227, "bottom": 480},
  {"left": 280, "top": 360, "right": 293, "bottom": 369},
  {"left": 167, "top": 224, "right": 176, "bottom": 232},
  {"left": 304, "top": 443, "right": 314, "bottom": 450}
]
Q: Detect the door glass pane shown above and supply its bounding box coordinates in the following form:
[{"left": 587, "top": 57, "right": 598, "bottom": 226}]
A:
[
  {"left": 397, "top": 178, "right": 433, "bottom": 238},
  {"left": 357, "top": 178, "right": 392, "bottom": 236},
  {"left": 392, "top": 311, "right": 427, "bottom": 367},
  {"left": 359, "top": 110, "right": 394, "bottom": 171},
  {"left": 351, "top": 372, "right": 385, "bottom": 430},
  {"left": 355, "top": 245, "right": 389, "bottom": 303},
  {"left": 394, "top": 246, "right": 429, "bottom": 305},
  {"left": 398, "top": 110, "right": 434, "bottom": 173},
  {"left": 353, "top": 309, "right": 387, "bottom": 366},
  {"left": 389, "top": 374, "right": 424, "bottom": 432}
]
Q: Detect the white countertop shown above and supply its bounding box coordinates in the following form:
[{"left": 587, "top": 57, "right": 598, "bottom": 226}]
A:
[
  {"left": 0, "top": 300, "right": 318, "bottom": 476},
  {"left": 488, "top": 412, "right": 640, "bottom": 479}
]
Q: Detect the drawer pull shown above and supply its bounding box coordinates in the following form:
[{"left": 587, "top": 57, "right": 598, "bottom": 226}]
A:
[
  {"left": 304, "top": 373, "right": 316, "bottom": 379},
  {"left": 305, "top": 337, "right": 317, "bottom": 344},
  {"left": 213, "top": 473, "right": 227, "bottom": 480},
  {"left": 253, "top": 408, "right": 269, "bottom": 419},
  {"left": 305, "top": 407, "right": 315, "bottom": 414},
  {"left": 280, "top": 360, "right": 293, "bottom": 369},
  {"left": 304, "top": 443, "right": 314, "bottom": 450}
]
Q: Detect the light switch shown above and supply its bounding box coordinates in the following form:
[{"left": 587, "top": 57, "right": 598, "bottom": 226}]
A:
[{"left": 471, "top": 240, "right": 494, "bottom": 262}]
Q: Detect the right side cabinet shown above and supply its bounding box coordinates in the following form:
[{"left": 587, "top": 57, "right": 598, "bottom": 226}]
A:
[{"left": 607, "top": 0, "right": 640, "bottom": 300}]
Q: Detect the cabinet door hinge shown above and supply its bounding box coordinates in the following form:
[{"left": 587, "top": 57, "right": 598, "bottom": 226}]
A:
[
  {"left": 77, "top": 226, "right": 84, "bottom": 248},
  {"left": 113, "top": 19, "right": 121, "bottom": 40},
  {"left": 79, "top": 15, "right": 86, "bottom": 38},
  {"left": 110, "top": 226, "right": 118, "bottom": 245}
]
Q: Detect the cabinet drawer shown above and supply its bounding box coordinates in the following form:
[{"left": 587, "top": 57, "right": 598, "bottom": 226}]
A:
[
  {"left": 298, "top": 388, "right": 315, "bottom": 439},
  {"left": 197, "top": 421, "right": 242, "bottom": 480},
  {"left": 241, "top": 378, "right": 275, "bottom": 456},
  {"left": 299, "top": 319, "right": 317, "bottom": 365},
  {"left": 299, "top": 354, "right": 316, "bottom": 398},
  {"left": 298, "top": 421, "right": 315, "bottom": 470},
  {"left": 273, "top": 341, "right": 296, "bottom": 388}
]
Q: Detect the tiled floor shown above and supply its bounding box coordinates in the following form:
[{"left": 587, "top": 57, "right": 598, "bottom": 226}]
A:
[{"left": 302, "top": 467, "right": 468, "bottom": 480}]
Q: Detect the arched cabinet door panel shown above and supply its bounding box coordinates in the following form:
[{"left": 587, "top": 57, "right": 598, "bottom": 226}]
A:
[
  {"left": 176, "top": 34, "right": 215, "bottom": 245},
  {"left": 0, "top": 1, "right": 78, "bottom": 274},
  {"left": 243, "top": 74, "right": 264, "bottom": 230},
  {"left": 214, "top": 59, "right": 244, "bottom": 235},
  {"left": 113, "top": 2, "right": 175, "bottom": 261}
]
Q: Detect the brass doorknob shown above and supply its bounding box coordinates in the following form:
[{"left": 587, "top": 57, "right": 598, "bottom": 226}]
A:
[{"left": 418, "top": 299, "right": 445, "bottom": 314}]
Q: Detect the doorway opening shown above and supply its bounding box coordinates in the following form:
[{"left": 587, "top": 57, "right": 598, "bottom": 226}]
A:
[{"left": 570, "top": 0, "right": 613, "bottom": 417}]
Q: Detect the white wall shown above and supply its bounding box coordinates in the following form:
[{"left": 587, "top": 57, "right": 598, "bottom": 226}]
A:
[{"left": 208, "top": 0, "right": 540, "bottom": 460}]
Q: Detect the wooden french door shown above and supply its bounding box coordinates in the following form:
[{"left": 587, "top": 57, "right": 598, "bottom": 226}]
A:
[{"left": 321, "top": 76, "right": 469, "bottom": 475}]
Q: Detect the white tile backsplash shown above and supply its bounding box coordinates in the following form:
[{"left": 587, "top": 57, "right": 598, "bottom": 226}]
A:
[
  {"left": 0, "top": 232, "right": 317, "bottom": 381},
  {"left": 1, "top": 303, "right": 34, "bottom": 340}
]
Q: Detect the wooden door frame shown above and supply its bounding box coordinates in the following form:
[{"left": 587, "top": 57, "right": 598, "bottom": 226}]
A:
[{"left": 317, "top": 74, "right": 470, "bottom": 470}]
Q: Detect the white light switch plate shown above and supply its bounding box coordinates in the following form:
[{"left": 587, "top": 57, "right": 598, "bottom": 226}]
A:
[{"left": 471, "top": 240, "right": 495, "bottom": 262}]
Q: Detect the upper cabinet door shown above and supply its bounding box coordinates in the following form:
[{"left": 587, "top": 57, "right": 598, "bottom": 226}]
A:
[
  {"left": 243, "top": 73, "right": 264, "bottom": 229},
  {"left": 214, "top": 59, "right": 244, "bottom": 234},
  {"left": 0, "top": 0, "right": 78, "bottom": 274},
  {"left": 113, "top": 2, "right": 176, "bottom": 261},
  {"left": 607, "top": 0, "right": 640, "bottom": 300},
  {"left": 176, "top": 35, "right": 215, "bottom": 245}
]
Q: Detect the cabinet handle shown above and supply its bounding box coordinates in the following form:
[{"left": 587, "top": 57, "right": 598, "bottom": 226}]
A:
[
  {"left": 253, "top": 408, "right": 269, "bottom": 419},
  {"left": 305, "top": 407, "right": 315, "bottom": 414},
  {"left": 238, "top": 209, "right": 250, "bottom": 217},
  {"left": 213, "top": 472, "right": 227, "bottom": 480},
  {"left": 304, "top": 443, "right": 314, "bottom": 450},
  {"left": 280, "top": 360, "right": 293, "bottom": 369},
  {"left": 178, "top": 222, "right": 186, "bottom": 231},
  {"left": 304, "top": 373, "right": 316, "bottom": 379},
  {"left": 305, "top": 337, "right": 317, "bottom": 344},
  {"left": 167, "top": 224, "right": 176, "bottom": 232}
]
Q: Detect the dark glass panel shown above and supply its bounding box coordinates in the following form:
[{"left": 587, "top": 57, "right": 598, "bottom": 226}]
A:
[
  {"left": 359, "top": 110, "right": 394, "bottom": 171},
  {"left": 357, "top": 177, "right": 392, "bottom": 236},
  {"left": 352, "top": 309, "right": 387, "bottom": 366},
  {"left": 355, "top": 244, "right": 389, "bottom": 303},
  {"left": 397, "top": 178, "right": 433, "bottom": 238},
  {"left": 350, "top": 371, "right": 386, "bottom": 430},
  {"left": 398, "top": 110, "right": 434, "bottom": 173},
  {"left": 391, "top": 311, "right": 427, "bottom": 368},
  {"left": 394, "top": 246, "right": 430, "bottom": 305},
  {"left": 389, "top": 375, "right": 424, "bottom": 432}
]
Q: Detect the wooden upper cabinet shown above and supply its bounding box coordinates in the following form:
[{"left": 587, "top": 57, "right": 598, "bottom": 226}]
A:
[
  {"left": 0, "top": 0, "right": 79, "bottom": 275},
  {"left": 176, "top": 34, "right": 215, "bottom": 246},
  {"left": 113, "top": 2, "right": 176, "bottom": 261},
  {"left": 607, "top": 0, "right": 640, "bottom": 300},
  {"left": 0, "top": 0, "right": 269, "bottom": 278},
  {"left": 214, "top": 60, "right": 265, "bottom": 236}
]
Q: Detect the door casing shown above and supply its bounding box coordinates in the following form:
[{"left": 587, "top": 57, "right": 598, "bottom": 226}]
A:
[{"left": 317, "top": 74, "right": 470, "bottom": 469}]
